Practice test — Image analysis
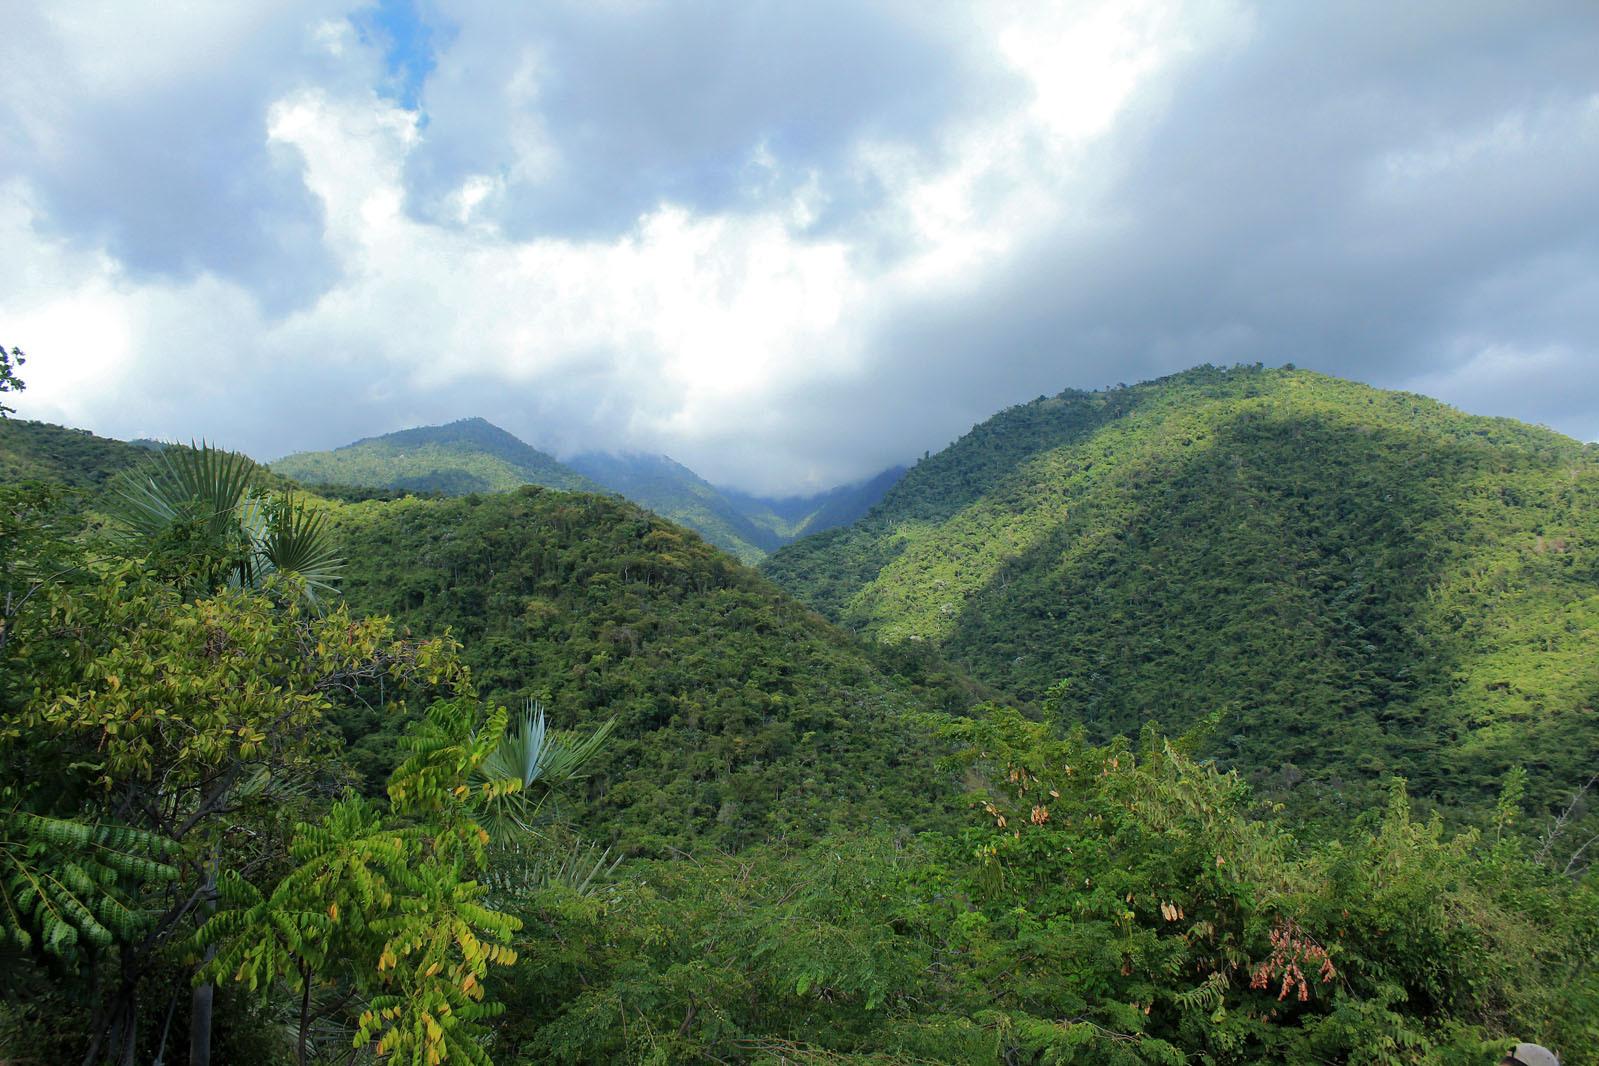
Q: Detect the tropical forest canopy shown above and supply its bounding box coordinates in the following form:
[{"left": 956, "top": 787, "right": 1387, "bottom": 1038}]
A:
[
  {"left": 1, "top": 363, "right": 1596, "bottom": 1065},
  {"left": 765, "top": 365, "right": 1599, "bottom": 825}
]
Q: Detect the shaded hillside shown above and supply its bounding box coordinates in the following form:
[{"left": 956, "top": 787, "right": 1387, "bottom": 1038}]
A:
[
  {"left": 765, "top": 365, "right": 1599, "bottom": 820},
  {"left": 328, "top": 487, "right": 965, "bottom": 854},
  {"left": 0, "top": 419, "right": 154, "bottom": 488},
  {"left": 567, "top": 451, "right": 784, "bottom": 562},
  {"left": 570, "top": 452, "right": 905, "bottom": 562},
  {"left": 722, "top": 465, "right": 908, "bottom": 542},
  {"left": 270, "top": 416, "right": 597, "bottom": 495}
]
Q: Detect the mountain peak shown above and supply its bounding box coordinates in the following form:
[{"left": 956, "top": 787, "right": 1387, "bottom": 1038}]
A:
[
  {"left": 272, "top": 418, "right": 595, "bottom": 496},
  {"left": 764, "top": 363, "right": 1597, "bottom": 817}
]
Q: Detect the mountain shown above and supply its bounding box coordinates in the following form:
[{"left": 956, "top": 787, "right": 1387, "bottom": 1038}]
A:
[
  {"left": 764, "top": 364, "right": 1599, "bottom": 820},
  {"left": 566, "top": 451, "right": 785, "bottom": 563},
  {"left": 0, "top": 419, "right": 154, "bottom": 489},
  {"left": 569, "top": 452, "right": 906, "bottom": 563},
  {"left": 271, "top": 420, "right": 903, "bottom": 563},
  {"left": 721, "top": 465, "right": 908, "bottom": 542},
  {"left": 326, "top": 486, "right": 966, "bottom": 854},
  {"left": 8, "top": 403, "right": 1594, "bottom": 1061},
  {"left": 270, "top": 416, "right": 598, "bottom": 495},
  {"left": 0, "top": 414, "right": 964, "bottom": 855}
]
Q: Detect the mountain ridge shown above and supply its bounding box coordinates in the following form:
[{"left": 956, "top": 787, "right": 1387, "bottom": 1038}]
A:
[
  {"left": 763, "top": 364, "right": 1599, "bottom": 822},
  {"left": 270, "top": 416, "right": 599, "bottom": 496},
  {"left": 274, "top": 417, "right": 905, "bottom": 562}
]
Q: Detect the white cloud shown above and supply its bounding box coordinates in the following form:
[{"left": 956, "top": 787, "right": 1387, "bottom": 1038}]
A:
[{"left": 2, "top": 1, "right": 1596, "bottom": 493}]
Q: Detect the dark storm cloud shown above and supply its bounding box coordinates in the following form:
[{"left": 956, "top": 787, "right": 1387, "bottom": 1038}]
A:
[
  {"left": 403, "top": 0, "right": 1018, "bottom": 238},
  {"left": 0, "top": 4, "right": 351, "bottom": 314},
  {"left": 7, "top": 2, "right": 1598, "bottom": 494},
  {"left": 760, "top": 0, "right": 1599, "bottom": 482}
]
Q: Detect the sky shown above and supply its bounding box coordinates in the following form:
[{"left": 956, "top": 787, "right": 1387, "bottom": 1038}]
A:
[{"left": 2, "top": 1, "right": 1597, "bottom": 494}]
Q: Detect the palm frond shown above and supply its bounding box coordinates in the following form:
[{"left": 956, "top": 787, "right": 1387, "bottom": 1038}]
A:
[
  {"left": 107, "top": 442, "right": 256, "bottom": 543},
  {"left": 482, "top": 837, "right": 621, "bottom": 900},
  {"left": 472, "top": 702, "right": 615, "bottom": 841},
  {"left": 103, "top": 445, "right": 343, "bottom": 607},
  {"left": 254, "top": 495, "right": 344, "bottom": 604}
]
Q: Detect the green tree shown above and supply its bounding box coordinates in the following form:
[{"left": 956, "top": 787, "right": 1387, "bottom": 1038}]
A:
[
  {"left": 198, "top": 697, "right": 612, "bottom": 1065},
  {"left": 0, "top": 344, "right": 23, "bottom": 418},
  {"left": 107, "top": 442, "right": 343, "bottom": 605},
  {"left": 932, "top": 706, "right": 1599, "bottom": 1063},
  {"left": 7, "top": 559, "right": 467, "bottom": 1063}
]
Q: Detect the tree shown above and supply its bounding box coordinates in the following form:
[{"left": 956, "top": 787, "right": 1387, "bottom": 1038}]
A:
[
  {"left": 12, "top": 572, "right": 470, "bottom": 1064},
  {"left": 99, "top": 442, "right": 346, "bottom": 1062},
  {"left": 0, "top": 457, "right": 464, "bottom": 1064},
  {"left": 106, "top": 442, "right": 343, "bottom": 606},
  {"left": 0, "top": 343, "right": 23, "bottom": 417},
  {"left": 198, "top": 697, "right": 613, "bottom": 1065}
]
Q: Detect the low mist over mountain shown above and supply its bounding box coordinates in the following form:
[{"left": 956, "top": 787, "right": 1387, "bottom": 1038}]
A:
[
  {"left": 272, "top": 418, "right": 903, "bottom": 562},
  {"left": 569, "top": 452, "right": 905, "bottom": 562}
]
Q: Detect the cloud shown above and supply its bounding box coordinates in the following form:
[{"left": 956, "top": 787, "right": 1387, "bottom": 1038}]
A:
[
  {"left": 401, "top": 0, "right": 1018, "bottom": 239},
  {"left": 1, "top": 0, "right": 1596, "bottom": 494},
  {"left": 0, "top": 2, "right": 370, "bottom": 312}
]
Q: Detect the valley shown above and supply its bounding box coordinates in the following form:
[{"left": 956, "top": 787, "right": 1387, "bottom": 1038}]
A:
[{"left": 3, "top": 364, "right": 1596, "bottom": 1064}]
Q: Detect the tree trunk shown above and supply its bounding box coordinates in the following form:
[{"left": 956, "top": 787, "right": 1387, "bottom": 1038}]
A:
[
  {"left": 297, "top": 965, "right": 313, "bottom": 1066},
  {"left": 188, "top": 978, "right": 214, "bottom": 1066},
  {"left": 85, "top": 958, "right": 140, "bottom": 1066},
  {"left": 188, "top": 851, "right": 220, "bottom": 1066}
]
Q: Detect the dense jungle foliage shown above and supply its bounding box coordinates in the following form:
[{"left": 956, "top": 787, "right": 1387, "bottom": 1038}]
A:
[
  {"left": 764, "top": 365, "right": 1599, "bottom": 826},
  {"left": 0, "top": 419, "right": 153, "bottom": 488},
  {"left": 324, "top": 487, "right": 970, "bottom": 853},
  {"left": 3, "top": 368, "right": 1597, "bottom": 1064}
]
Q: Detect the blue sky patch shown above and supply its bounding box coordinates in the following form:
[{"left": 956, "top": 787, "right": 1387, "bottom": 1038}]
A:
[{"left": 354, "top": 0, "right": 442, "bottom": 114}]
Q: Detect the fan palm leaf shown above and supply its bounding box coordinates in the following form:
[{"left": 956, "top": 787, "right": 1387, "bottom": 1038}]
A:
[
  {"left": 472, "top": 701, "right": 615, "bottom": 842},
  {"left": 108, "top": 442, "right": 255, "bottom": 543},
  {"left": 105, "top": 443, "right": 342, "bottom": 608},
  {"left": 254, "top": 495, "right": 344, "bottom": 605}
]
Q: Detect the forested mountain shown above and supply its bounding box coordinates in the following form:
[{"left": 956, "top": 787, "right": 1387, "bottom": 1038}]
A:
[
  {"left": 765, "top": 365, "right": 1599, "bottom": 822},
  {"left": 722, "top": 464, "right": 908, "bottom": 543},
  {"left": 273, "top": 420, "right": 903, "bottom": 562},
  {"left": 270, "top": 416, "right": 598, "bottom": 495},
  {"left": 325, "top": 486, "right": 968, "bottom": 853},
  {"left": 566, "top": 451, "right": 787, "bottom": 562},
  {"left": 0, "top": 418, "right": 154, "bottom": 487},
  {"left": 5, "top": 373, "right": 1597, "bottom": 1063},
  {"left": 569, "top": 451, "right": 906, "bottom": 562}
]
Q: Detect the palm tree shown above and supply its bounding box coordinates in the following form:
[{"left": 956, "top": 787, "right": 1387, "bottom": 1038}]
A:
[
  {"left": 474, "top": 702, "right": 622, "bottom": 900},
  {"left": 473, "top": 701, "right": 616, "bottom": 842},
  {"left": 106, "top": 442, "right": 342, "bottom": 605}
]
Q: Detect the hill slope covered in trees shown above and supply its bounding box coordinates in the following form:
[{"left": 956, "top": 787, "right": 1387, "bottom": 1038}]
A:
[
  {"left": 0, "top": 419, "right": 155, "bottom": 488},
  {"left": 270, "top": 416, "right": 599, "bottom": 495},
  {"left": 565, "top": 451, "right": 790, "bottom": 562},
  {"left": 765, "top": 365, "right": 1599, "bottom": 822},
  {"left": 326, "top": 486, "right": 968, "bottom": 853},
  {"left": 4, "top": 393, "right": 1597, "bottom": 1063}
]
